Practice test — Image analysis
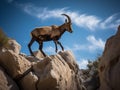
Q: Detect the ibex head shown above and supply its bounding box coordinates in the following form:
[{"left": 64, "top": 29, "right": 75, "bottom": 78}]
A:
[{"left": 62, "top": 14, "right": 73, "bottom": 33}]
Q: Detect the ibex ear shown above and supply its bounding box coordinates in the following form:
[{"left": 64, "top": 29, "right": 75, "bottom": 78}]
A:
[{"left": 65, "top": 19, "right": 67, "bottom": 23}]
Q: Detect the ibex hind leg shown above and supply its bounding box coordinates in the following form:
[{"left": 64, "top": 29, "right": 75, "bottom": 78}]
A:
[{"left": 28, "top": 37, "right": 35, "bottom": 57}]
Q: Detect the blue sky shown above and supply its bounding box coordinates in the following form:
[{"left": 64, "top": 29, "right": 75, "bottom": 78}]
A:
[{"left": 0, "top": 0, "right": 120, "bottom": 68}]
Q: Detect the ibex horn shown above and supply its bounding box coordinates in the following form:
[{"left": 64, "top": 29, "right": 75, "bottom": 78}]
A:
[{"left": 62, "top": 14, "right": 71, "bottom": 23}]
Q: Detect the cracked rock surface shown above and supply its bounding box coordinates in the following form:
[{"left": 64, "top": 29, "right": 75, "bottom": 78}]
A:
[{"left": 0, "top": 38, "right": 82, "bottom": 90}]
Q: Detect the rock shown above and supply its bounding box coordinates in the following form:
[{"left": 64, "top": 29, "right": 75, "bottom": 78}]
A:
[
  {"left": 25, "top": 51, "right": 44, "bottom": 62},
  {"left": 32, "top": 51, "right": 82, "bottom": 90},
  {"left": 1, "top": 39, "right": 21, "bottom": 54},
  {"left": 99, "top": 25, "right": 120, "bottom": 90},
  {"left": 0, "top": 50, "right": 31, "bottom": 78},
  {"left": 7, "top": 39, "right": 21, "bottom": 54},
  {"left": 0, "top": 30, "right": 83, "bottom": 90},
  {"left": 33, "top": 50, "right": 45, "bottom": 59},
  {"left": 0, "top": 66, "right": 19, "bottom": 90},
  {"left": 0, "top": 49, "right": 82, "bottom": 90},
  {"left": 58, "top": 51, "right": 79, "bottom": 72},
  {"left": 58, "top": 51, "right": 81, "bottom": 89},
  {"left": 19, "top": 72, "right": 38, "bottom": 90},
  {"left": 25, "top": 55, "right": 41, "bottom": 62}
]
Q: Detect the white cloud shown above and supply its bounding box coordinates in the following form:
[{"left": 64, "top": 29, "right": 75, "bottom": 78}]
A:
[
  {"left": 87, "top": 35, "right": 105, "bottom": 52},
  {"left": 17, "top": 3, "right": 120, "bottom": 31},
  {"left": 65, "top": 35, "right": 105, "bottom": 52},
  {"left": 18, "top": 3, "right": 66, "bottom": 20},
  {"left": 3, "top": 1, "right": 117, "bottom": 31},
  {"left": 19, "top": 4, "right": 101, "bottom": 31},
  {"left": 68, "top": 13, "right": 101, "bottom": 30},
  {"left": 64, "top": 44, "right": 87, "bottom": 53},
  {"left": 100, "top": 14, "right": 120, "bottom": 29},
  {"left": 77, "top": 59, "right": 88, "bottom": 69},
  {"left": 44, "top": 46, "right": 55, "bottom": 54}
]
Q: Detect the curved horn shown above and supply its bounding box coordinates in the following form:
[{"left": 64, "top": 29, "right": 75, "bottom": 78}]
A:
[{"left": 62, "top": 14, "right": 71, "bottom": 23}]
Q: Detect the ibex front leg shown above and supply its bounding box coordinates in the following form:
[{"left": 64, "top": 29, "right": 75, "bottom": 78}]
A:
[
  {"left": 57, "top": 41, "right": 64, "bottom": 51},
  {"left": 39, "top": 42, "right": 46, "bottom": 57},
  {"left": 54, "top": 40, "right": 58, "bottom": 53},
  {"left": 54, "top": 40, "right": 64, "bottom": 52}
]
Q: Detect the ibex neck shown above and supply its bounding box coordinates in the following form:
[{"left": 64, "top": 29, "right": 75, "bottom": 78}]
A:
[{"left": 59, "top": 24, "right": 66, "bottom": 35}]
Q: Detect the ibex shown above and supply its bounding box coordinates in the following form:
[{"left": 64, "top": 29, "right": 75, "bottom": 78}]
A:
[{"left": 28, "top": 14, "right": 73, "bottom": 57}]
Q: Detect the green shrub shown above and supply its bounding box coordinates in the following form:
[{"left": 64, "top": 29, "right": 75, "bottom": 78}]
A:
[{"left": 0, "top": 29, "right": 9, "bottom": 47}]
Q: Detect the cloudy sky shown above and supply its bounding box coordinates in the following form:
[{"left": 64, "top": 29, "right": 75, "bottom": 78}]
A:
[{"left": 0, "top": 0, "right": 120, "bottom": 68}]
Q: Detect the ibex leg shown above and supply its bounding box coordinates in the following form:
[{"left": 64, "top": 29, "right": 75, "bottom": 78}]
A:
[
  {"left": 57, "top": 41, "right": 64, "bottom": 51},
  {"left": 39, "top": 42, "right": 46, "bottom": 57},
  {"left": 55, "top": 40, "right": 64, "bottom": 51},
  {"left": 54, "top": 40, "right": 58, "bottom": 53},
  {"left": 28, "top": 38, "right": 35, "bottom": 56}
]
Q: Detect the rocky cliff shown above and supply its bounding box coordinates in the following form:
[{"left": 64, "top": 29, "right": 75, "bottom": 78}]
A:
[
  {"left": 99, "top": 25, "right": 120, "bottom": 90},
  {"left": 0, "top": 35, "right": 83, "bottom": 90},
  {"left": 0, "top": 25, "right": 120, "bottom": 90}
]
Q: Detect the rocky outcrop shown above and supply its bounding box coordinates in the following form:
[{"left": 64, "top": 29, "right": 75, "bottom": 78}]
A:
[
  {"left": 1, "top": 25, "right": 120, "bottom": 90},
  {"left": 22, "top": 50, "right": 82, "bottom": 90},
  {"left": 99, "top": 25, "right": 120, "bottom": 90},
  {"left": 0, "top": 50, "right": 31, "bottom": 79},
  {"left": 32, "top": 51, "right": 81, "bottom": 90},
  {"left": 0, "top": 37, "right": 82, "bottom": 90}
]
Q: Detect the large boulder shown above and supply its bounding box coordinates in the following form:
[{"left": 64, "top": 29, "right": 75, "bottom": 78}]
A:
[
  {"left": 99, "top": 25, "right": 120, "bottom": 90},
  {"left": 29, "top": 51, "right": 82, "bottom": 90},
  {"left": 0, "top": 66, "right": 19, "bottom": 90},
  {"left": 19, "top": 72, "right": 38, "bottom": 90},
  {"left": 0, "top": 50, "right": 31, "bottom": 78}
]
